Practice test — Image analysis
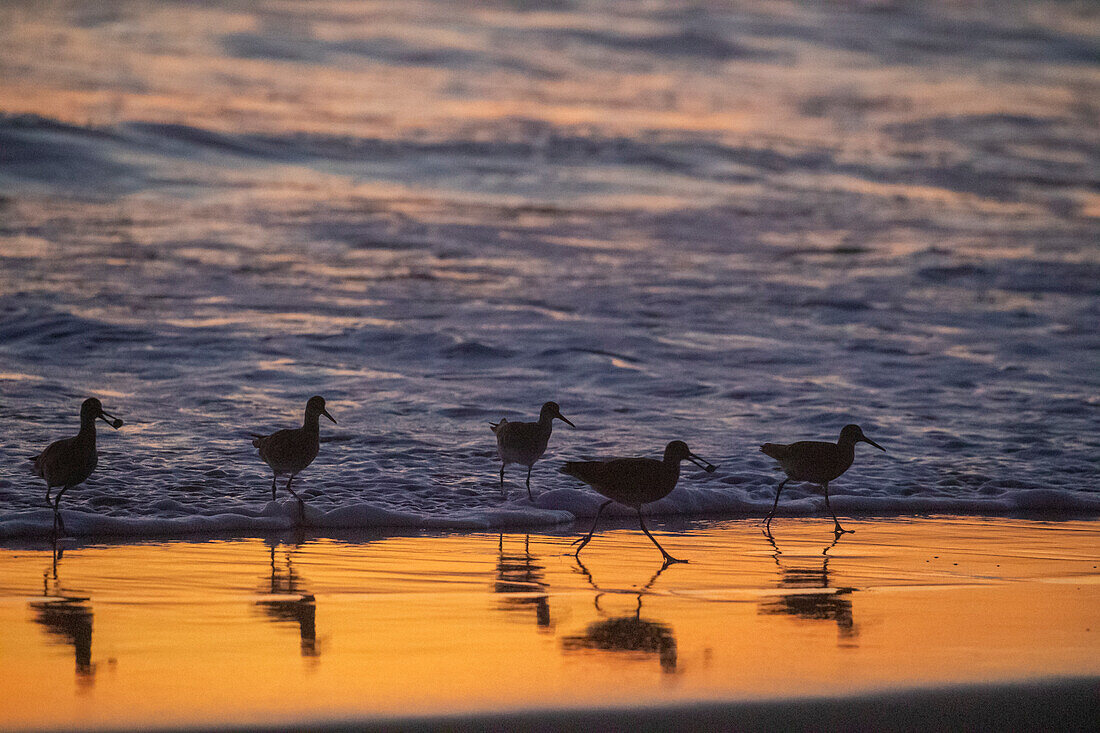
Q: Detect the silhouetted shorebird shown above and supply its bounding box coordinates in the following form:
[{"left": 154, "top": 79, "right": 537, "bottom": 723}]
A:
[
  {"left": 562, "top": 441, "right": 716, "bottom": 565},
  {"left": 490, "top": 401, "right": 575, "bottom": 500},
  {"left": 760, "top": 424, "right": 885, "bottom": 535},
  {"left": 29, "top": 398, "right": 124, "bottom": 536},
  {"left": 251, "top": 396, "right": 336, "bottom": 521}
]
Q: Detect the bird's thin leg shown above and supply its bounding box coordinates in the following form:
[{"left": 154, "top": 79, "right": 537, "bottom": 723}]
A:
[
  {"left": 572, "top": 500, "right": 613, "bottom": 556},
  {"left": 525, "top": 465, "right": 533, "bottom": 501},
  {"left": 637, "top": 509, "right": 686, "bottom": 564},
  {"left": 285, "top": 474, "right": 305, "bottom": 523},
  {"left": 823, "top": 482, "right": 852, "bottom": 535},
  {"left": 271, "top": 475, "right": 278, "bottom": 502},
  {"left": 45, "top": 485, "right": 52, "bottom": 508},
  {"left": 499, "top": 464, "right": 506, "bottom": 499},
  {"left": 52, "top": 487, "right": 69, "bottom": 536},
  {"left": 764, "top": 478, "right": 789, "bottom": 534}
]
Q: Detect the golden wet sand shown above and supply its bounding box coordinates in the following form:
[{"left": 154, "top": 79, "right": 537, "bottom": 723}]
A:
[{"left": 0, "top": 517, "right": 1097, "bottom": 730}]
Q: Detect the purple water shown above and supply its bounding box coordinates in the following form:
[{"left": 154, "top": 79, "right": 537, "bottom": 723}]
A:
[{"left": 1, "top": 0, "right": 1098, "bottom": 537}]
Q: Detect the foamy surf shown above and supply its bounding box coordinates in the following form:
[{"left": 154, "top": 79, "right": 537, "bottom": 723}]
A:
[{"left": 3, "top": 484, "right": 1098, "bottom": 540}]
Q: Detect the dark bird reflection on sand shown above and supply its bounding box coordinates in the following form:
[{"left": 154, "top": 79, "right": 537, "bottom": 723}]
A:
[
  {"left": 493, "top": 534, "right": 551, "bottom": 630},
  {"left": 30, "top": 541, "right": 96, "bottom": 688},
  {"left": 562, "top": 559, "right": 678, "bottom": 673},
  {"left": 758, "top": 533, "right": 858, "bottom": 645},
  {"left": 256, "top": 542, "right": 319, "bottom": 659}
]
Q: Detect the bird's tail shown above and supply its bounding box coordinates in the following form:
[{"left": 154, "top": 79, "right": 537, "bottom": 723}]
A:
[
  {"left": 760, "top": 443, "right": 787, "bottom": 460},
  {"left": 489, "top": 419, "right": 504, "bottom": 433},
  {"left": 249, "top": 433, "right": 266, "bottom": 448}
]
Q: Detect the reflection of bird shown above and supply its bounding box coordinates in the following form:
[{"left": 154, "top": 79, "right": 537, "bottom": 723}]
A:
[
  {"left": 562, "top": 441, "right": 716, "bottom": 565},
  {"left": 256, "top": 545, "right": 318, "bottom": 658},
  {"left": 493, "top": 534, "right": 551, "bottom": 629},
  {"left": 490, "top": 401, "right": 575, "bottom": 500},
  {"left": 31, "top": 540, "right": 96, "bottom": 686},
  {"left": 761, "top": 424, "right": 885, "bottom": 534},
  {"left": 251, "top": 396, "right": 337, "bottom": 521},
  {"left": 562, "top": 559, "right": 677, "bottom": 673},
  {"left": 759, "top": 533, "right": 857, "bottom": 642},
  {"left": 30, "top": 397, "right": 124, "bottom": 536}
]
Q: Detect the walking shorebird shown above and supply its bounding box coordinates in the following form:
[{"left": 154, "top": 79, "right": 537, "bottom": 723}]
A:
[
  {"left": 490, "top": 401, "right": 575, "bottom": 500},
  {"left": 30, "top": 398, "right": 124, "bottom": 536},
  {"left": 251, "top": 396, "right": 336, "bottom": 521},
  {"left": 760, "top": 424, "right": 885, "bottom": 535},
  {"left": 561, "top": 441, "right": 717, "bottom": 565}
]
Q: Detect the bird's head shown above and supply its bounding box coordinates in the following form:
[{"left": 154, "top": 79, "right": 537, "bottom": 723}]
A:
[
  {"left": 306, "top": 395, "right": 337, "bottom": 424},
  {"left": 540, "top": 401, "right": 575, "bottom": 428},
  {"left": 840, "top": 424, "right": 885, "bottom": 451},
  {"left": 664, "top": 440, "right": 717, "bottom": 472},
  {"left": 82, "top": 397, "right": 123, "bottom": 429}
]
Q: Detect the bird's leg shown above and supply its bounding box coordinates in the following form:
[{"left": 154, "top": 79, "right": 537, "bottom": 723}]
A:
[
  {"left": 637, "top": 509, "right": 686, "bottom": 564},
  {"left": 764, "top": 478, "right": 788, "bottom": 534},
  {"left": 823, "top": 482, "right": 853, "bottom": 535},
  {"left": 52, "top": 487, "right": 69, "bottom": 536},
  {"left": 525, "top": 465, "right": 533, "bottom": 501},
  {"left": 499, "top": 464, "right": 506, "bottom": 499},
  {"left": 285, "top": 475, "right": 305, "bottom": 523},
  {"left": 271, "top": 475, "right": 278, "bottom": 502},
  {"left": 572, "top": 500, "right": 613, "bottom": 556},
  {"left": 45, "top": 485, "right": 52, "bottom": 508}
]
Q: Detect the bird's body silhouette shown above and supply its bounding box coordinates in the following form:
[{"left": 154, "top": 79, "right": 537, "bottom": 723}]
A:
[
  {"left": 562, "top": 440, "right": 716, "bottom": 564},
  {"left": 252, "top": 396, "right": 336, "bottom": 521},
  {"left": 490, "top": 401, "right": 574, "bottom": 500},
  {"left": 30, "top": 398, "right": 124, "bottom": 535},
  {"left": 761, "top": 424, "right": 885, "bottom": 535}
]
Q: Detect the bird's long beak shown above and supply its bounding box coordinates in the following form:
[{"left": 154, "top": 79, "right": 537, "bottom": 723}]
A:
[
  {"left": 322, "top": 409, "right": 337, "bottom": 425},
  {"left": 862, "top": 436, "right": 885, "bottom": 451},
  {"left": 688, "top": 453, "right": 717, "bottom": 473},
  {"left": 99, "top": 410, "right": 124, "bottom": 429},
  {"left": 557, "top": 413, "right": 576, "bottom": 428}
]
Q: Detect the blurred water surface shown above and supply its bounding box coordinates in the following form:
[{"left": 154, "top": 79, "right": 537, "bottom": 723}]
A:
[{"left": 0, "top": 0, "right": 1098, "bottom": 533}]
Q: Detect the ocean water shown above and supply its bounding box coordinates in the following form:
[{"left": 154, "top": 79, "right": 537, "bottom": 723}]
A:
[{"left": 0, "top": 0, "right": 1097, "bottom": 538}]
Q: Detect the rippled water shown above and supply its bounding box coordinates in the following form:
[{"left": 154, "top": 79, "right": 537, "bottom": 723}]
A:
[{"left": 0, "top": 0, "right": 1098, "bottom": 536}]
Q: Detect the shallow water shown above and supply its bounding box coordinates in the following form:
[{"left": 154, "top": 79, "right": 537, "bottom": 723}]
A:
[
  {"left": 0, "top": 1, "right": 1098, "bottom": 536},
  {"left": 1, "top": 518, "right": 1098, "bottom": 730}
]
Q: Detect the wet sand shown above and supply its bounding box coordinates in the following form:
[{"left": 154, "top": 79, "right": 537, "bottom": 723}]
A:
[{"left": 0, "top": 517, "right": 1097, "bottom": 730}]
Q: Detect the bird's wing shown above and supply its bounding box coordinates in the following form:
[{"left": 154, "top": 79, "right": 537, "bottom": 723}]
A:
[
  {"left": 32, "top": 436, "right": 82, "bottom": 484},
  {"left": 255, "top": 424, "right": 303, "bottom": 453},
  {"left": 776, "top": 440, "right": 836, "bottom": 478},
  {"left": 561, "top": 457, "right": 660, "bottom": 490},
  {"left": 499, "top": 421, "right": 543, "bottom": 442}
]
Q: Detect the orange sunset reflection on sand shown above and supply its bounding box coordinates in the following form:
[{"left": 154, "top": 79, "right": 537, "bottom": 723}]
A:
[{"left": 1, "top": 519, "right": 1098, "bottom": 730}]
